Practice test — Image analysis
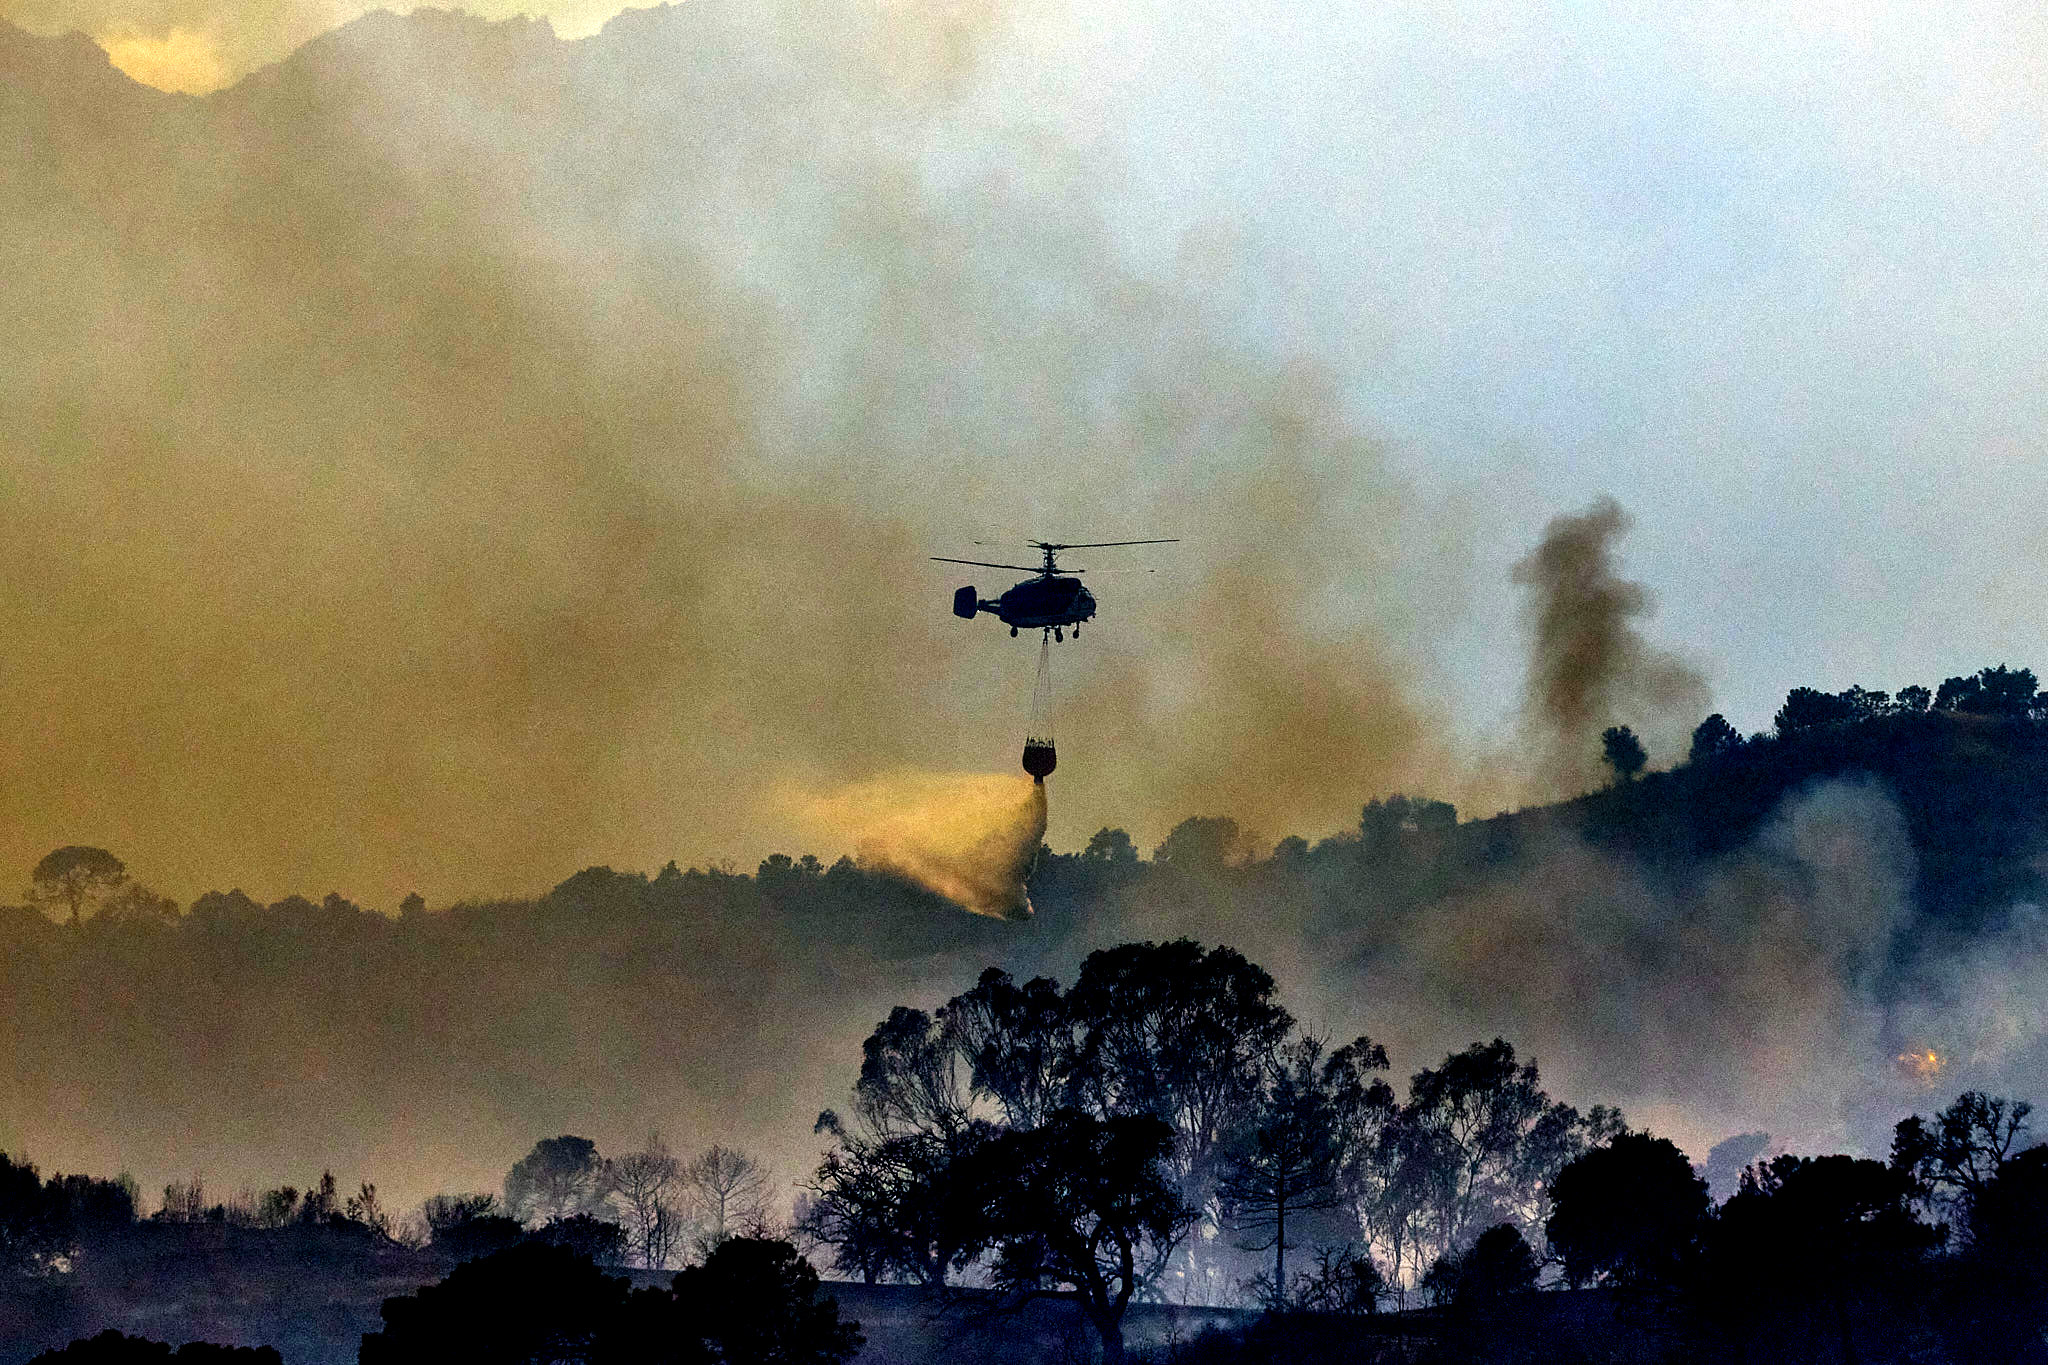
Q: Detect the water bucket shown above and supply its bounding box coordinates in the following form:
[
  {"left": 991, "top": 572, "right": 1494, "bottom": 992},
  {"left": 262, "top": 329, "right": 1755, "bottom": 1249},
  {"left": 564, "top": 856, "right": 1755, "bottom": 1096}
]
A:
[{"left": 1021, "top": 739, "right": 1057, "bottom": 782}]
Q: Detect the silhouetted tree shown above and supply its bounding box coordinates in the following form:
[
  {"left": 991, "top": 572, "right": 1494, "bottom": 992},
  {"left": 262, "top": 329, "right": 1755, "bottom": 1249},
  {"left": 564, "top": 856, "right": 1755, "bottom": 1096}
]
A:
[
  {"left": 0, "top": 1152, "right": 67, "bottom": 1274},
  {"left": 1942, "top": 664, "right": 2040, "bottom": 716},
  {"left": 1935, "top": 674, "right": 1979, "bottom": 711},
  {"left": 28, "top": 1333, "right": 279, "bottom": 1364},
  {"left": 1689, "top": 713, "right": 1741, "bottom": 763},
  {"left": 1894, "top": 683, "right": 1932, "bottom": 714},
  {"left": 1397, "top": 1039, "right": 1618, "bottom": 1266},
  {"left": 1082, "top": 828, "right": 1139, "bottom": 867},
  {"left": 803, "top": 991, "right": 1008, "bottom": 1287},
  {"left": 1320, "top": 1044, "right": 1423, "bottom": 1299},
  {"left": 505, "top": 1136, "right": 610, "bottom": 1225},
  {"left": 346, "top": 1182, "right": 393, "bottom": 1240},
  {"left": 420, "top": 1192, "right": 496, "bottom": 1236},
  {"left": 1292, "top": 1244, "right": 1384, "bottom": 1315},
  {"left": 849, "top": 1006, "right": 972, "bottom": 1139},
  {"left": 940, "top": 968, "right": 1075, "bottom": 1130},
  {"left": 664, "top": 1236, "right": 862, "bottom": 1365},
  {"left": 1600, "top": 725, "right": 1647, "bottom": 783},
  {"left": 421, "top": 1193, "right": 524, "bottom": 1261},
  {"left": 1216, "top": 1039, "right": 1356, "bottom": 1306},
  {"left": 28, "top": 846, "right": 126, "bottom": 925},
  {"left": 1545, "top": 1131, "right": 1707, "bottom": 1288},
  {"left": 1706, "top": 1154, "right": 1940, "bottom": 1363},
  {"left": 953, "top": 1110, "right": 1191, "bottom": 1365},
  {"left": 547, "top": 866, "right": 650, "bottom": 909},
  {"left": 815, "top": 951, "right": 1603, "bottom": 1312},
  {"left": 1934, "top": 1144, "right": 2048, "bottom": 1365},
  {"left": 184, "top": 888, "right": 261, "bottom": 925},
  {"left": 156, "top": 1175, "right": 207, "bottom": 1224},
  {"left": 302, "top": 1170, "right": 340, "bottom": 1223},
  {"left": 254, "top": 1186, "right": 299, "bottom": 1227},
  {"left": 611, "top": 1135, "right": 683, "bottom": 1269},
  {"left": 49, "top": 1169, "right": 138, "bottom": 1243},
  {"left": 359, "top": 1241, "right": 628, "bottom": 1364},
  {"left": 1151, "top": 816, "right": 1245, "bottom": 871},
  {"left": 1269, "top": 835, "right": 1310, "bottom": 866},
  {"left": 1966, "top": 1144, "right": 2048, "bottom": 1254},
  {"left": 532, "top": 1212, "right": 627, "bottom": 1265},
  {"left": 1891, "top": 1090, "right": 2031, "bottom": 1234},
  {"left": 94, "top": 882, "right": 178, "bottom": 926},
  {"left": 1775, "top": 686, "right": 1855, "bottom": 735},
  {"left": 1422, "top": 1223, "right": 1538, "bottom": 1305},
  {"left": 1359, "top": 796, "right": 1457, "bottom": 852},
  {"left": 683, "top": 1145, "right": 771, "bottom": 1248},
  {"left": 803, "top": 1116, "right": 977, "bottom": 1286},
  {"left": 1068, "top": 940, "right": 1295, "bottom": 1201}
]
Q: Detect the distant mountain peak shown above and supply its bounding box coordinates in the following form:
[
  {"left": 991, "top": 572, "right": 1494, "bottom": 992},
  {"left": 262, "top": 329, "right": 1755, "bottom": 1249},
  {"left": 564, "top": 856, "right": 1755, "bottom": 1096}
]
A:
[
  {"left": 212, "top": 4, "right": 576, "bottom": 99},
  {"left": 0, "top": 17, "right": 179, "bottom": 103}
]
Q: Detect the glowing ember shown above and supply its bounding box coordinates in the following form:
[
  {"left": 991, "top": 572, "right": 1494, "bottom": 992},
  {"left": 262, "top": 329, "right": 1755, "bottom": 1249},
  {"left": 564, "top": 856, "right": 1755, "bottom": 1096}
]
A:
[{"left": 1895, "top": 1048, "right": 1944, "bottom": 1085}]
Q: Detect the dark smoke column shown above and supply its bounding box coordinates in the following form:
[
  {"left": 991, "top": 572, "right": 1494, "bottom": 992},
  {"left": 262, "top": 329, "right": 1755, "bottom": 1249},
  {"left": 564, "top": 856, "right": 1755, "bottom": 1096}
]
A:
[{"left": 1511, "top": 495, "right": 1705, "bottom": 793}]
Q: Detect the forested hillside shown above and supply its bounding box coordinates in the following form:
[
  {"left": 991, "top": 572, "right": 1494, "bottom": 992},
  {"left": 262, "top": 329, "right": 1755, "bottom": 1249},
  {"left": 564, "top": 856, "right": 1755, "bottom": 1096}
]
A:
[{"left": 7, "top": 668, "right": 2048, "bottom": 1218}]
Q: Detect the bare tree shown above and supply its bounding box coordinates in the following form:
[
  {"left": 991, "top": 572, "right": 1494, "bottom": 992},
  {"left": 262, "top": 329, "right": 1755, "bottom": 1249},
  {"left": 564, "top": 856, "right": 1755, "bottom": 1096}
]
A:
[
  {"left": 158, "top": 1175, "right": 206, "bottom": 1223},
  {"left": 346, "top": 1181, "right": 394, "bottom": 1240},
  {"left": 612, "top": 1133, "right": 684, "bottom": 1268},
  {"left": 256, "top": 1186, "right": 302, "bottom": 1227},
  {"left": 420, "top": 1192, "right": 497, "bottom": 1233},
  {"left": 684, "top": 1145, "right": 772, "bottom": 1249}
]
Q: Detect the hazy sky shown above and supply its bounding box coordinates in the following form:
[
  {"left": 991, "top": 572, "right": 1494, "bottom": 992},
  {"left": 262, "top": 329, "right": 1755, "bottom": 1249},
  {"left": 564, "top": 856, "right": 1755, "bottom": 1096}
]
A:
[
  {"left": 7, "top": 0, "right": 2047, "bottom": 899},
  {"left": 978, "top": 0, "right": 2048, "bottom": 737},
  {"left": 25, "top": 0, "right": 2029, "bottom": 738}
]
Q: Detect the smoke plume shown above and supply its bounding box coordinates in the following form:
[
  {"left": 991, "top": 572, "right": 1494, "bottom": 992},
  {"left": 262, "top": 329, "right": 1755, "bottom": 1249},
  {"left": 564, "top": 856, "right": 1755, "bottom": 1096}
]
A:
[
  {"left": 1090, "top": 774, "right": 2048, "bottom": 1165},
  {"left": 0, "top": 3, "right": 1473, "bottom": 909},
  {"left": 1512, "top": 496, "right": 1708, "bottom": 793}
]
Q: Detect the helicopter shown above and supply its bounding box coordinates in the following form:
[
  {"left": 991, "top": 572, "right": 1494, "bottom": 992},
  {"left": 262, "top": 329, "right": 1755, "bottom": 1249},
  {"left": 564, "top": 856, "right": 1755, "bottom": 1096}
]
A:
[{"left": 933, "top": 539, "right": 1178, "bottom": 641}]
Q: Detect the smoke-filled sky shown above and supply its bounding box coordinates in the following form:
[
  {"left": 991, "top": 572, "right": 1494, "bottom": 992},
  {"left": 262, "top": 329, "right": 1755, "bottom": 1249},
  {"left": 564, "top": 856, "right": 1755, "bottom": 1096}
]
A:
[
  {"left": 6, "top": 0, "right": 2048, "bottom": 1212},
  {"left": 3, "top": 0, "right": 2046, "bottom": 912}
]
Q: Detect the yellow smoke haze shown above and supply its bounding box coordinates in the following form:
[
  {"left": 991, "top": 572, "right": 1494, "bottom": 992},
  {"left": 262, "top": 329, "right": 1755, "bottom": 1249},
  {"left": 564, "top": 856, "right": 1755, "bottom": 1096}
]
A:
[
  {"left": 96, "top": 21, "right": 223, "bottom": 90},
  {"left": 790, "top": 770, "right": 1047, "bottom": 919},
  {"left": 0, "top": 0, "right": 1509, "bottom": 909}
]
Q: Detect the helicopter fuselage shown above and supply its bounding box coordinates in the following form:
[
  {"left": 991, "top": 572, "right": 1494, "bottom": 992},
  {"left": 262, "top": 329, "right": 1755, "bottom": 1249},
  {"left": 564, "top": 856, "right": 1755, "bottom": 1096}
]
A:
[
  {"left": 938, "top": 539, "right": 1173, "bottom": 637},
  {"left": 954, "top": 573, "right": 1095, "bottom": 631},
  {"left": 990, "top": 573, "right": 1095, "bottom": 630}
]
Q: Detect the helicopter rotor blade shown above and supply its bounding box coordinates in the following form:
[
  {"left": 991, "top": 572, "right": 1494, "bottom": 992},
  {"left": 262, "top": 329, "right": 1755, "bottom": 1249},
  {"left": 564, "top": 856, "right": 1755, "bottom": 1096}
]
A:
[
  {"left": 930, "top": 557, "right": 1047, "bottom": 572},
  {"left": 1028, "top": 539, "right": 1180, "bottom": 551}
]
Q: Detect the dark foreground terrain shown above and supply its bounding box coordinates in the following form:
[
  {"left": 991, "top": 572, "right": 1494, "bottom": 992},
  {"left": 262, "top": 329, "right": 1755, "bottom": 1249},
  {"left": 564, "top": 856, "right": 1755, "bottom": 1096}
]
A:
[{"left": 0, "top": 1235, "right": 1254, "bottom": 1365}]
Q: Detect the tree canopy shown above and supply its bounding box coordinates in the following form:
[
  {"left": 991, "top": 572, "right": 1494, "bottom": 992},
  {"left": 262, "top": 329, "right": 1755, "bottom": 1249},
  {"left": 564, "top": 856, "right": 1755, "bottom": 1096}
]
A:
[
  {"left": 27, "top": 847, "right": 127, "bottom": 925},
  {"left": 1546, "top": 1131, "right": 1708, "bottom": 1288}
]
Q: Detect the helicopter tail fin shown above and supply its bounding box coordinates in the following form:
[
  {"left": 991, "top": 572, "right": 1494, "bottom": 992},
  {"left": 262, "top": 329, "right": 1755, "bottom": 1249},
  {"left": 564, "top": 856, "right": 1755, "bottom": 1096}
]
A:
[{"left": 952, "top": 586, "right": 980, "bottom": 620}]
